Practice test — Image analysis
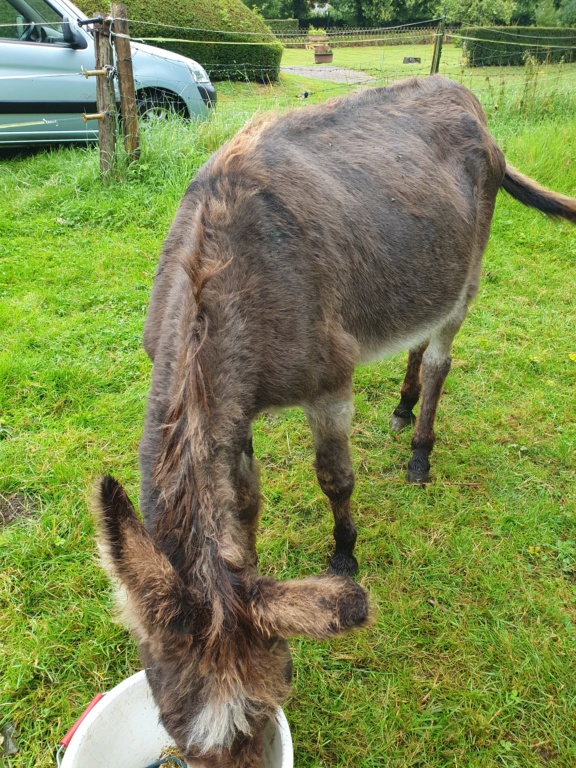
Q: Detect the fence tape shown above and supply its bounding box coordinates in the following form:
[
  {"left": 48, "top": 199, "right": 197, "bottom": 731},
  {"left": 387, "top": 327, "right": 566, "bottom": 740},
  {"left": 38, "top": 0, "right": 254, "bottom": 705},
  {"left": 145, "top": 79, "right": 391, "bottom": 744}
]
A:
[
  {"left": 110, "top": 16, "right": 444, "bottom": 37},
  {"left": 0, "top": 72, "right": 84, "bottom": 80},
  {"left": 0, "top": 118, "right": 59, "bottom": 128},
  {"left": 456, "top": 34, "right": 576, "bottom": 50}
]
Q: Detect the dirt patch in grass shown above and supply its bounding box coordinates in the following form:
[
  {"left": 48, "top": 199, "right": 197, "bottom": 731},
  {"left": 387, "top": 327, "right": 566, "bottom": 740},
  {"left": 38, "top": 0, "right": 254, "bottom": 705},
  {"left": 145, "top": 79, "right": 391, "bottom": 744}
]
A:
[
  {"left": 280, "top": 65, "right": 375, "bottom": 83},
  {"left": 0, "top": 494, "right": 38, "bottom": 527},
  {"left": 536, "top": 746, "right": 559, "bottom": 766}
]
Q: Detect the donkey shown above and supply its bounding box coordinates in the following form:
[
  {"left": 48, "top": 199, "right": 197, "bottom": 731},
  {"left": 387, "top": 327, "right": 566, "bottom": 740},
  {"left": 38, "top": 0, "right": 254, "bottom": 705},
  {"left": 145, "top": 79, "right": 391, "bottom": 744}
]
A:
[{"left": 93, "top": 76, "right": 576, "bottom": 767}]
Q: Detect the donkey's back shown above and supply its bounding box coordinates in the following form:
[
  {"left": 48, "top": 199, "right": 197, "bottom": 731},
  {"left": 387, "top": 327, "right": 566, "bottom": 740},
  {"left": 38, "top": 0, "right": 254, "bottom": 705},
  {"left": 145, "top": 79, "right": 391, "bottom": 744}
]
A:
[
  {"left": 252, "top": 75, "right": 505, "bottom": 362},
  {"left": 146, "top": 77, "right": 503, "bottom": 396}
]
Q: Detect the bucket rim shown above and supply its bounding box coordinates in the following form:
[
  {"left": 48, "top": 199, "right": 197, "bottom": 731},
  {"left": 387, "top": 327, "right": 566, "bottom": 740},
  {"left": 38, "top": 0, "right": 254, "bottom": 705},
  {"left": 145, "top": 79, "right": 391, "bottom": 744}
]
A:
[{"left": 57, "top": 670, "right": 293, "bottom": 768}]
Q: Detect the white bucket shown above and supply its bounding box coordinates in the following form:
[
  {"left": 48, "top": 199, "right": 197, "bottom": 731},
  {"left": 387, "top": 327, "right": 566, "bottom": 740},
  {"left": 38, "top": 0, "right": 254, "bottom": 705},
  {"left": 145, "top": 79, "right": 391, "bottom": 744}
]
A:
[{"left": 59, "top": 670, "right": 293, "bottom": 768}]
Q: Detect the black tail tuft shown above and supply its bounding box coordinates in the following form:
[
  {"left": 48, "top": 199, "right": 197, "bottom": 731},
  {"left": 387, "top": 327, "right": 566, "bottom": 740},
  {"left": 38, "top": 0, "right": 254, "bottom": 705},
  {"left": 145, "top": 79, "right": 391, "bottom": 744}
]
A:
[
  {"left": 93, "top": 475, "right": 138, "bottom": 564},
  {"left": 97, "top": 475, "right": 136, "bottom": 522}
]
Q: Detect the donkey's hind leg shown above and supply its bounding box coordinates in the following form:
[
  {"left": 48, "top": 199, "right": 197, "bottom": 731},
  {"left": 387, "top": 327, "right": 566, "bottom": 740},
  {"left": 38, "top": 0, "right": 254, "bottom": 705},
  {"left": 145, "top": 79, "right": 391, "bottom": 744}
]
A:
[
  {"left": 391, "top": 342, "right": 428, "bottom": 432},
  {"left": 304, "top": 390, "right": 357, "bottom": 577},
  {"left": 407, "top": 319, "right": 462, "bottom": 484}
]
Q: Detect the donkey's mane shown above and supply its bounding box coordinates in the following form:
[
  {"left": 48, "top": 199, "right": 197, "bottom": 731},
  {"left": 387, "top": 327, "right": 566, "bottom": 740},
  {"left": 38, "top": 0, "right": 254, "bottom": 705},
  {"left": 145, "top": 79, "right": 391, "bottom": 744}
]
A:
[
  {"left": 150, "top": 192, "right": 256, "bottom": 640},
  {"left": 152, "top": 109, "right": 282, "bottom": 525}
]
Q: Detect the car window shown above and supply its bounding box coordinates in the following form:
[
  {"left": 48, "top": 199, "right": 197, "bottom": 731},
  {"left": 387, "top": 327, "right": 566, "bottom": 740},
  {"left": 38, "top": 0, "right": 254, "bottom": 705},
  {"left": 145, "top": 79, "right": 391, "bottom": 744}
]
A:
[
  {"left": 0, "top": 0, "right": 65, "bottom": 43},
  {"left": 0, "top": 0, "right": 22, "bottom": 39}
]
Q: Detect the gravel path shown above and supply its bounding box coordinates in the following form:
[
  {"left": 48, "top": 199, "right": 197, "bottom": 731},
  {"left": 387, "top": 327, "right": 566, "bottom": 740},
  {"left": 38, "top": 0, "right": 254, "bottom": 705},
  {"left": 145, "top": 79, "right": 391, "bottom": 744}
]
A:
[{"left": 281, "top": 65, "right": 375, "bottom": 84}]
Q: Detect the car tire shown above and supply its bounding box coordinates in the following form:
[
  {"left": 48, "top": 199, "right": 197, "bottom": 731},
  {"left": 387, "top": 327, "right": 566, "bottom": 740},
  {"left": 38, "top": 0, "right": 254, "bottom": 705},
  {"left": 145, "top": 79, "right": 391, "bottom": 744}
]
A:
[{"left": 136, "top": 90, "right": 188, "bottom": 122}]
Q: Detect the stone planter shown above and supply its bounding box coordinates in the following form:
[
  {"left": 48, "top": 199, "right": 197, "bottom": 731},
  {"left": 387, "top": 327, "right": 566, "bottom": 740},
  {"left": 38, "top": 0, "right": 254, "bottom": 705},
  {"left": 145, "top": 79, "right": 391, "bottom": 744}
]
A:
[
  {"left": 306, "top": 33, "right": 328, "bottom": 50},
  {"left": 313, "top": 44, "right": 333, "bottom": 64}
]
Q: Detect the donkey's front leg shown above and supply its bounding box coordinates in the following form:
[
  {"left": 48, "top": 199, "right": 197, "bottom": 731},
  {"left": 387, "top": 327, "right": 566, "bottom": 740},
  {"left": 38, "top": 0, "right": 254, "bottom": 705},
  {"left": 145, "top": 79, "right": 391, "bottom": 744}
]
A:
[
  {"left": 234, "top": 426, "right": 261, "bottom": 562},
  {"left": 304, "top": 390, "right": 357, "bottom": 577}
]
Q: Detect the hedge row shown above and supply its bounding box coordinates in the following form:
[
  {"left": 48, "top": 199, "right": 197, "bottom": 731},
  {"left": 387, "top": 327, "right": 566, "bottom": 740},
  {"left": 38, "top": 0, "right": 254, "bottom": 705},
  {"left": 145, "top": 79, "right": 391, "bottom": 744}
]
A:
[
  {"left": 82, "top": 0, "right": 283, "bottom": 82},
  {"left": 267, "top": 18, "right": 299, "bottom": 33},
  {"left": 146, "top": 36, "right": 283, "bottom": 83},
  {"left": 461, "top": 26, "right": 576, "bottom": 66}
]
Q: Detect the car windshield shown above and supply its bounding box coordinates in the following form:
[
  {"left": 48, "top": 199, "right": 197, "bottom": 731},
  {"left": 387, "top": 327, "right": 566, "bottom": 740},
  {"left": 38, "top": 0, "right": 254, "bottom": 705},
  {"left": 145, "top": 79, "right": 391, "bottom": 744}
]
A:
[{"left": 0, "top": 0, "right": 64, "bottom": 43}]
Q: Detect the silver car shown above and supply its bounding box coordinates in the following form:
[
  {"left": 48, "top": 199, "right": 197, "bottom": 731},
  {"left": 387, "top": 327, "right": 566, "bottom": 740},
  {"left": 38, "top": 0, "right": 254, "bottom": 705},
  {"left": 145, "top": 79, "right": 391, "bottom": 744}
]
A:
[{"left": 0, "top": 0, "right": 216, "bottom": 146}]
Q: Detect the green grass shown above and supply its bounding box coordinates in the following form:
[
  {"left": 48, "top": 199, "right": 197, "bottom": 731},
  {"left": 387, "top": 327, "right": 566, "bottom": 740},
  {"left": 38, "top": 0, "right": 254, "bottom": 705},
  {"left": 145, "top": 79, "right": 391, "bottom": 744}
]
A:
[
  {"left": 1, "top": 69, "right": 575, "bottom": 768},
  {"left": 279, "top": 43, "right": 576, "bottom": 121}
]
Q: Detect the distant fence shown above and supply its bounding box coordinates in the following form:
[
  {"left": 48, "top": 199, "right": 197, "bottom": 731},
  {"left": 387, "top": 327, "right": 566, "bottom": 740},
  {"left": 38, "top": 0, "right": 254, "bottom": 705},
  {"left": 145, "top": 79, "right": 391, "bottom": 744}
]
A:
[
  {"left": 461, "top": 26, "right": 576, "bottom": 66},
  {"left": 273, "top": 23, "right": 452, "bottom": 49}
]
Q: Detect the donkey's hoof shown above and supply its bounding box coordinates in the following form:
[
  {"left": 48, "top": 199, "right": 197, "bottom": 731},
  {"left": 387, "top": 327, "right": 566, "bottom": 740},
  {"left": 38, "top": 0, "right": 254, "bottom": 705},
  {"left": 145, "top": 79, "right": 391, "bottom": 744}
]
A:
[
  {"left": 407, "top": 448, "right": 431, "bottom": 484},
  {"left": 406, "top": 465, "right": 431, "bottom": 484},
  {"left": 390, "top": 410, "right": 415, "bottom": 433},
  {"left": 328, "top": 552, "right": 359, "bottom": 578}
]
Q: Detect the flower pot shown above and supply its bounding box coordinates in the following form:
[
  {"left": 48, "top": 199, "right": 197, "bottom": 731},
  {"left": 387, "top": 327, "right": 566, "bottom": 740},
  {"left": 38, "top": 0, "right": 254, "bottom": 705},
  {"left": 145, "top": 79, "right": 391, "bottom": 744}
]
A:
[
  {"left": 314, "top": 52, "right": 333, "bottom": 64},
  {"left": 306, "top": 34, "right": 328, "bottom": 50}
]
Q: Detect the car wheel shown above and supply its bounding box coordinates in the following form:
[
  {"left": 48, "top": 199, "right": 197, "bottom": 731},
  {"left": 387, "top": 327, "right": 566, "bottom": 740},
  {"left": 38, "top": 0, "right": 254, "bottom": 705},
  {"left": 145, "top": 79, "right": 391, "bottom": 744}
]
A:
[{"left": 136, "top": 90, "right": 188, "bottom": 122}]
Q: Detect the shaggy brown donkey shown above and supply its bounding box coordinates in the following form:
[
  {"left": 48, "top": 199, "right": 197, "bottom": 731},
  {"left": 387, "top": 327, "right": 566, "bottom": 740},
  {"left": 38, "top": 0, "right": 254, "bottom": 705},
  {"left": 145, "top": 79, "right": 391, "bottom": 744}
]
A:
[{"left": 94, "top": 76, "right": 576, "bottom": 768}]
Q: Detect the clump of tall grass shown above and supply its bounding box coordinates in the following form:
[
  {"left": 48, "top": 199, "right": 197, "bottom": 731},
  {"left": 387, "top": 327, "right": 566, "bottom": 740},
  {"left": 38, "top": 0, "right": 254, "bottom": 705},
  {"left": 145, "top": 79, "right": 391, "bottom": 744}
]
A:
[{"left": 472, "top": 57, "right": 576, "bottom": 124}]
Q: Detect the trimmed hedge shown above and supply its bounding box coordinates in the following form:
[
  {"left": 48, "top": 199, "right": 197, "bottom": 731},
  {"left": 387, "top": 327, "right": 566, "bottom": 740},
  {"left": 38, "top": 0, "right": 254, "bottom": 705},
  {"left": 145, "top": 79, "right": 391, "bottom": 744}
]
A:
[
  {"left": 462, "top": 26, "right": 576, "bottom": 66},
  {"left": 81, "top": 0, "right": 283, "bottom": 82},
  {"left": 267, "top": 18, "right": 299, "bottom": 33}
]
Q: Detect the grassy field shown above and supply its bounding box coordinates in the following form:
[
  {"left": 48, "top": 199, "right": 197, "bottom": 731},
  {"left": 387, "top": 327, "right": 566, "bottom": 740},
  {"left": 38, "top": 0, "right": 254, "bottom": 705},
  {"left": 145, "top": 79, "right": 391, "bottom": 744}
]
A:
[
  {"left": 280, "top": 40, "right": 576, "bottom": 85},
  {"left": 1, "top": 63, "right": 575, "bottom": 768},
  {"left": 214, "top": 44, "right": 576, "bottom": 127}
]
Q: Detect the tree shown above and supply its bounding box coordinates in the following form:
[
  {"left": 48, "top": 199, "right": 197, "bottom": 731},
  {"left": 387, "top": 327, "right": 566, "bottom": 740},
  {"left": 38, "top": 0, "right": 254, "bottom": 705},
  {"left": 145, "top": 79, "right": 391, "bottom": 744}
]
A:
[
  {"left": 438, "top": 0, "right": 515, "bottom": 24},
  {"left": 534, "top": 0, "right": 559, "bottom": 23},
  {"left": 247, "top": 0, "right": 310, "bottom": 18},
  {"left": 249, "top": 0, "right": 292, "bottom": 18},
  {"left": 510, "top": 0, "right": 539, "bottom": 24},
  {"left": 392, "top": 0, "right": 439, "bottom": 23},
  {"left": 330, "top": 0, "right": 395, "bottom": 25},
  {"left": 558, "top": 0, "right": 576, "bottom": 24}
]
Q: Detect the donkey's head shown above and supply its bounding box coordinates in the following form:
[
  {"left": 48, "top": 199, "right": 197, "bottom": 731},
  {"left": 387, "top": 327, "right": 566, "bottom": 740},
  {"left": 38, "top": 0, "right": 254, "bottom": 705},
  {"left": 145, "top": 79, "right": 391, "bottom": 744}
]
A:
[{"left": 93, "top": 476, "right": 370, "bottom": 768}]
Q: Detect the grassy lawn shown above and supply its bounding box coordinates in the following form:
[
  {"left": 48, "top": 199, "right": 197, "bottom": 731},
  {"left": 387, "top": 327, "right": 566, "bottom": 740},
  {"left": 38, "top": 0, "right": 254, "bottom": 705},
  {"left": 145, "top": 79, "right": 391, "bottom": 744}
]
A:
[
  {"left": 279, "top": 43, "right": 576, "bottom": 120},
  {"left": 211, "top": 44, "right": 576, "bottom": 127},
  {"left": 281, "top": 41, "right": 576, "bottom": 84},
  {"left": 1, "top": 67, "right": 575, "bottom": 768},
  {"left": 280, "top": 40, "right": 460, "bottom": 76}
]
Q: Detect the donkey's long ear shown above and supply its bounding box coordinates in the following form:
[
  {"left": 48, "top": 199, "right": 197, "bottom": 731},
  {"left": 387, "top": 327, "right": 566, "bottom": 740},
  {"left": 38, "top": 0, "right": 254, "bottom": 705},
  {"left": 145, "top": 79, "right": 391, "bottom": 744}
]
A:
[
  {"left": 92, "top": 476, "right": 207, "bottom": 636},
  {"left": 248, "top": 575, "right": 371, "bottom": 640}
]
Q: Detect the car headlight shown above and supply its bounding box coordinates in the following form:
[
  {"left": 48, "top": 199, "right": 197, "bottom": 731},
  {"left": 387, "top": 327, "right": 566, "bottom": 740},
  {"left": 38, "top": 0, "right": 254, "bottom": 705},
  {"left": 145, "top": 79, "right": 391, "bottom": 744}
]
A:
[{"left": 187, "top": 61, "right": 211, "bottom": 84}]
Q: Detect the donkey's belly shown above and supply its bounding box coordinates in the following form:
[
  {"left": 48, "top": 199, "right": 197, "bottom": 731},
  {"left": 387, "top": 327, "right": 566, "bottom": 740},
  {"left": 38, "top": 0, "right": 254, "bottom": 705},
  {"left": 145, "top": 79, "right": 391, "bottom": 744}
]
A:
[
  {"left": 352, "top": 273, "right": 472, "bottom": 364},
  {"left": 357, "top": 324, "right": 436, "bottom": 364}
]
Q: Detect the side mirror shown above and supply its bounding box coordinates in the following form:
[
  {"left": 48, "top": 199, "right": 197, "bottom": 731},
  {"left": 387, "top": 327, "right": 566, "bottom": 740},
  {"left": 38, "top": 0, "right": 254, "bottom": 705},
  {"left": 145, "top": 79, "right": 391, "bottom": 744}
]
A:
[{"left": 62, "top": 15, "right": 87, "bottom": 49}]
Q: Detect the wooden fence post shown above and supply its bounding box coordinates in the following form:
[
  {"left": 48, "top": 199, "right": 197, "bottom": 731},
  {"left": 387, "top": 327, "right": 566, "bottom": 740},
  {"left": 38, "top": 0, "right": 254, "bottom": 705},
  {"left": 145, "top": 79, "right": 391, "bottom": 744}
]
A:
[
  {"left": 93, "top": 15, "right": 117, "bottom": 180},
  {"left": 430, "top": 12, "right": 447, "bottom": 75},
  {"left": 111, "top": 2, "right": 140, "bottom": 163}
]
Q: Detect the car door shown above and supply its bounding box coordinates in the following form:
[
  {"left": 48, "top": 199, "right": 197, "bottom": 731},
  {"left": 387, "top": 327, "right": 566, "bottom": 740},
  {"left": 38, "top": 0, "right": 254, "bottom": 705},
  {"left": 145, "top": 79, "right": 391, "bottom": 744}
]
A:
[{"left": 0, "top": 0, "right": 98, "bottom": 144}]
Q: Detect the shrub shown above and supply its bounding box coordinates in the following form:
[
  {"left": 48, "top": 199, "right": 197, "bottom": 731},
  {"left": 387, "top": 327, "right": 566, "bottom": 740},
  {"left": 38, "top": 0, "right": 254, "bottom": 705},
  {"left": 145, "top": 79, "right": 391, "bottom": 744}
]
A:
[
  {"left": 558, "top": 0, "right": 576, "bottom": 25},
  {"left": 267, "top": 18, "right": 299, "bottom": 32},
  {"left": 81, "top": 0, "right": 283, "bottom": 82},
  {"left": 462, "top": 25, "right": 576, "bottom": 66}
]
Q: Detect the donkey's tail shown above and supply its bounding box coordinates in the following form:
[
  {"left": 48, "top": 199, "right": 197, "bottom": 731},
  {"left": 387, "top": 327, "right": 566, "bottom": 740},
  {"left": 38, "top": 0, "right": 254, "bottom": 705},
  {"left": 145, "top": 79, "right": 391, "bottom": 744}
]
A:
[{"left": 502, "top": 165, "right": 576, "bottom": 223}]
